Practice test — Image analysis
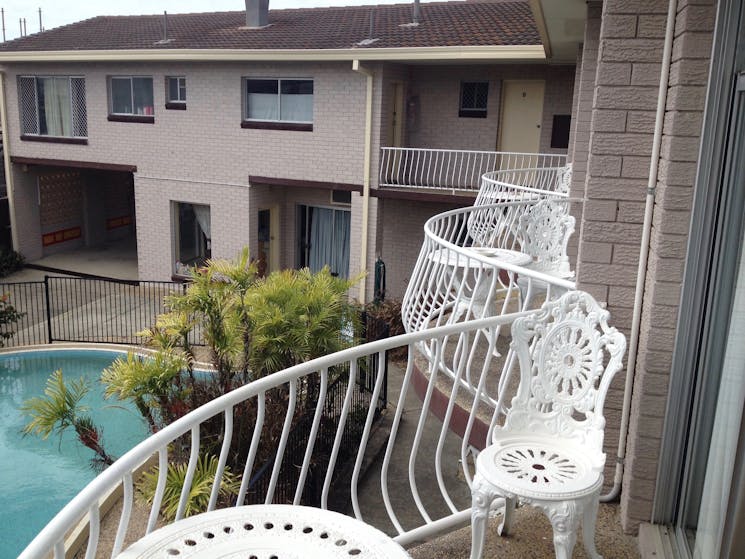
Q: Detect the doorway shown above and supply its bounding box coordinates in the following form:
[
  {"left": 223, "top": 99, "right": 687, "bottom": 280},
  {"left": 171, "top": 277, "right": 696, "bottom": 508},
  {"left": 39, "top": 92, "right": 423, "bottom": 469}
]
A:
[
  {"left": 297, "top": 205, "right": 351, "bottom": 278},
  {"left": 257, "top": 207, "right": 279, "bottom": 276},
  {"left": 498, "top": 80, "right": 545, "bottom": 158}
]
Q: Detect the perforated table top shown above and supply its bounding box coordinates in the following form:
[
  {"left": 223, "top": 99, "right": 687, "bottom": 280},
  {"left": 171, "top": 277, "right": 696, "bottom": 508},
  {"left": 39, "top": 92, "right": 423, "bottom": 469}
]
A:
[{"left": 116, "top": 505, "right": 410, "bottom": 559}]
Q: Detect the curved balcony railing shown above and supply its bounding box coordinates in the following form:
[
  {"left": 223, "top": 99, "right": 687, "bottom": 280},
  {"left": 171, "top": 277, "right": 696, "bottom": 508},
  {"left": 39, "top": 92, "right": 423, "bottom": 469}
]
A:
[
  {"left": 400, "top": 163, "right": 576, "bottom": 405},
  {"left": 20, "top": 314, "right": 532, "bottom": 559},
  {"left": 378, "top": 147, "right": 568, "bottom": 192}
]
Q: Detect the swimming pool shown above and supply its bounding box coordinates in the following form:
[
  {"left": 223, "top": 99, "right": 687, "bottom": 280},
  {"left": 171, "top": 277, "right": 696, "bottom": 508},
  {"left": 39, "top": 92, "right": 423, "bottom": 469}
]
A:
[{"left": 0, "top": 349, "right": 151, "bottom": 559}]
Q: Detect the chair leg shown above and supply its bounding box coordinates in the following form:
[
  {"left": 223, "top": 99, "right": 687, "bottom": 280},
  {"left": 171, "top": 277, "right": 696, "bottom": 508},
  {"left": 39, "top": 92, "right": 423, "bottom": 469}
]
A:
[
  {"left": 538, "top": 500, "right": 581, "bottom": 559},
  {"left": 581, "top": 495, "right": 603, "bottom": 559},
  {"left": 498, "top": 497, "right": 515, "bottom": 536},
  {"left": 470, "top": 474, "right": 498, "bottom": 559}
]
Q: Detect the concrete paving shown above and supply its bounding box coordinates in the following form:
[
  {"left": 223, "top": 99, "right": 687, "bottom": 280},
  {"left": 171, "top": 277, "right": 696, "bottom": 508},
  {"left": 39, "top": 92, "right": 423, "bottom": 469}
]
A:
[{"left": 3, "top": 236, "right": 138, "bottom": 283}]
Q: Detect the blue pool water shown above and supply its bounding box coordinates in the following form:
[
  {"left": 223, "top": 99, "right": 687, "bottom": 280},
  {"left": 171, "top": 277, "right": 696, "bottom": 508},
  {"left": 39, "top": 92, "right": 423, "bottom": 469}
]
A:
[{"left": 0, "top": 350, "right": 151, "bottom": 559}]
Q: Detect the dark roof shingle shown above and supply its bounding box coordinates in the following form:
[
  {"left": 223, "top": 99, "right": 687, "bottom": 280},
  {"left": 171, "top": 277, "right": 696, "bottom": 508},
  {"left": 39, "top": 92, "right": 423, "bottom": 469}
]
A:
[{"left": 0, "top": 2, "right": 540, "bottom": 52}]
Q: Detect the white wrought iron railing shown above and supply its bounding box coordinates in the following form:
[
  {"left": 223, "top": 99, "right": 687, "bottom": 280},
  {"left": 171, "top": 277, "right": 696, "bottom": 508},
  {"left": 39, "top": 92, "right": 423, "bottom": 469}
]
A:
[
  {"left": 21, "top": 160, "right": 580, "bottom": 559},
  {"left": 475, "top": 165, "right": 572, "bottom": 204},
  {"left": 20, "top": 314, "right": 533, "bottom": 559},
  {"left": 378, "top": 147, "right": 567, "bottom": 192}
]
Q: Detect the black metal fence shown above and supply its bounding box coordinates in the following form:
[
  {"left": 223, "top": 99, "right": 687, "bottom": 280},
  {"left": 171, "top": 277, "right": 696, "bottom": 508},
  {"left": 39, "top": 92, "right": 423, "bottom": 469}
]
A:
[{"left": 0, "top": 276, "right": 190, "bottom": 347}]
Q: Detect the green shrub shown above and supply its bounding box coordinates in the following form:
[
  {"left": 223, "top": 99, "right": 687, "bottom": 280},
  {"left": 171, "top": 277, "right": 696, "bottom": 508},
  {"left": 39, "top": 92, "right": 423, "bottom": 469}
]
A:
[{"left": 0, "top": 250, "right": 24, "bottom": 277}]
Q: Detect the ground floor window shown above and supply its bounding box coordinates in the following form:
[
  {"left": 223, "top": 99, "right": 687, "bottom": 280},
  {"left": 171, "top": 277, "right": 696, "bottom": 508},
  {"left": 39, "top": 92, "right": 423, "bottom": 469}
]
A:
[
  {"left": 297, "top": 205, "right": 350, "bottom": 278},
  {"left": 173, "top": 202, "right": 210, "bottom": 272}
]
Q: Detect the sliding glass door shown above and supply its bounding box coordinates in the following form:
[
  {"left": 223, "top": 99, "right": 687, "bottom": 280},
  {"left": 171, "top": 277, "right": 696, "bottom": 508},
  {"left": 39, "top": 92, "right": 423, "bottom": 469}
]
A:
[{"left": 298, "top": 205, "right": 351, "bottom": 278}]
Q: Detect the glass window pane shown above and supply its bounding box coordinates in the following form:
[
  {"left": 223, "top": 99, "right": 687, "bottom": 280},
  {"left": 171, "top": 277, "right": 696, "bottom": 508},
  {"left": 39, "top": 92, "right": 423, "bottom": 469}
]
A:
[
  {"left": 178, "top": 78, "right": 186, "bottom": 101},
  {"left": 132, "top": 77, "right": 153, "bottom": 115},
  {"left": 280, "top": 80, "right": 313, "bottom": 122},
  {"left": 111, "top": 77, "right": 132, "bottom": 114},
  {"left": 37, "top": 77, "right": 72, "bottom": 136},
  {"left": 168, "top": 78, "right": 179, "bottom": 102},
  {"left": 247, "top": 79, "right": 279, "bottom": 120}
]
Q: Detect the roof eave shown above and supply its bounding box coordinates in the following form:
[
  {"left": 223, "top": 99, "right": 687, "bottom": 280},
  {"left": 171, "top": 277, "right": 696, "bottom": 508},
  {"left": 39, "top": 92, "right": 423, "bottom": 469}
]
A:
[{"left": 0, "top": 45, "right": 546, "bottom": 63}]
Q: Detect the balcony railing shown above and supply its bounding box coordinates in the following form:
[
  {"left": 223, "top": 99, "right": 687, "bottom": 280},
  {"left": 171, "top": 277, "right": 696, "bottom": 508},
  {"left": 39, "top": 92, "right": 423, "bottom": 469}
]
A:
[
  {"left": 378, "top": 147, "right": 567, "bottom": 192},
  {"left": 21, "top": 162, "right": 580, "bottom": 559}
]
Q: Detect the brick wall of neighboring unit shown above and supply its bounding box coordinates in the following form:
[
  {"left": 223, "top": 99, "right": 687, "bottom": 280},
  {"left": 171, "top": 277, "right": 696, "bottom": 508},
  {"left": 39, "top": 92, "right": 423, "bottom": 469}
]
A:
[{"left": 406, "top": 64, "right": 575, "bottom": 154}]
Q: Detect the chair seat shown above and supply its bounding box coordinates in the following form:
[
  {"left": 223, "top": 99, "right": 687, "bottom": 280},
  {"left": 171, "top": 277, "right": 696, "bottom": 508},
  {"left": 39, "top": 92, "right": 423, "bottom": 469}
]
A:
[{"left": 476, "top": 436, "right": 603, "bottom": 501}]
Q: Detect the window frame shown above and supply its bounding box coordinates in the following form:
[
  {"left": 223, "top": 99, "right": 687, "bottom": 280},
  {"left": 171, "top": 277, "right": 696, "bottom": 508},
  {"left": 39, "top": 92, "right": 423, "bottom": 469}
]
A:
[
  {"left": 241, "top": 77, "right": 314, "bottom": 132},
  {"left": 459, "top": 81, "right": 489, "bottom": 119},
  {"left": 107, "top": 75, "right": 155, "bottom": 123},
  {"left": 165, "top": 76, "right": 186, "bottom": 110},
  {"left": 18, "top": 75, "right": 88, "bottom": 144}
]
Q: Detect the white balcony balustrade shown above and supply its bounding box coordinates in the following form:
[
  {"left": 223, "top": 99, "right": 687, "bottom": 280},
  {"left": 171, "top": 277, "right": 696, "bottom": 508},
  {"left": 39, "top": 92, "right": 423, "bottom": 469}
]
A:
[
  {"left": 379, "top": 147, "right": 568, "bottom": 193},
  {"left": 21, "top": 313, "right": 537, "bottom": 559}
]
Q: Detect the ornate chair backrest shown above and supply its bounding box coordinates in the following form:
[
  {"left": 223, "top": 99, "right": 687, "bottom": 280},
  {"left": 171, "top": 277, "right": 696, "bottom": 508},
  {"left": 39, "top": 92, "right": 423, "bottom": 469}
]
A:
[
  {"left": 502, "top": 291, "right": 627, "bottom": 455},
  {"left": 517, "top": 199, "right": 575, "bottom": 277}
]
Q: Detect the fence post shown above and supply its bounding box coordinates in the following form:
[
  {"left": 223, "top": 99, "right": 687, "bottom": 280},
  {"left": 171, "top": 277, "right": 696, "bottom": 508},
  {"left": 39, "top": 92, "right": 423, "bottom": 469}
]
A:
[{"left": 43, "top": 275, "right": 53, "bottom": 344}]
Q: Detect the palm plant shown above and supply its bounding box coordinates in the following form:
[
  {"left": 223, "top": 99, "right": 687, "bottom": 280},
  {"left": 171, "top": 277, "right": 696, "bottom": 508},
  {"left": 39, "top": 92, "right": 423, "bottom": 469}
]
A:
[
  {"left": 137, "top": 454, "right": 240, "bottom": 520},
  {"left": 102, "top": 352, "right": 188, "bottom": 428},
  {"left": 21, "top": 370, "right": 115, "bottom": 467}
]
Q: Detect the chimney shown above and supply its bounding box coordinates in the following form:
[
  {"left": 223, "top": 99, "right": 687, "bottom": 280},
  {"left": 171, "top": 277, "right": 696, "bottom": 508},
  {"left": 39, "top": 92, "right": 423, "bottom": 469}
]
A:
[{"left": 245, "top": 0, "right": 270, "bottom": 28}]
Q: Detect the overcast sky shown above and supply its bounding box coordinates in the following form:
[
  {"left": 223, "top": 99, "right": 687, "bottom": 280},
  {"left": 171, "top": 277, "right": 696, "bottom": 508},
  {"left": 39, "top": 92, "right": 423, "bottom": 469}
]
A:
[{"left": 0, "top": 1, "right": 446, "bottom": 42}]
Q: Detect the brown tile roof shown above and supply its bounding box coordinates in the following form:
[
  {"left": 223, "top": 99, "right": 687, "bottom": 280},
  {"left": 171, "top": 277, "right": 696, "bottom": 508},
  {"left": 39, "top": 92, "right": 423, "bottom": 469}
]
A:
[{"left": 0, "top": 2, "right": 539, "bottom": 53}]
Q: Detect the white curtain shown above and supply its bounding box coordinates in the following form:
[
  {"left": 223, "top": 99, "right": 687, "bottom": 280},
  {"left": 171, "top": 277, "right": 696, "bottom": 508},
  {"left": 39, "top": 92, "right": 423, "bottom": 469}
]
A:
[
  {"left": 280, "top": 92, "right": 313, "bottom": 122},
  {"left": 41, "top": 77, "right": 71, "bottom": 136},
  {"left": 192, "top": 204, "right": 211, "bottom": 241},
  {"left": 330, "top": 210, "right": 351, "bottom": 278},
  {"left": 248, "top": 92, "right": 278, "bottom": 120},
  {"left": 309, "top": 207, "right": 334, "bottom": 274},
  {"left": 693, "top": 230, "right": 745, "bottom": 558}
]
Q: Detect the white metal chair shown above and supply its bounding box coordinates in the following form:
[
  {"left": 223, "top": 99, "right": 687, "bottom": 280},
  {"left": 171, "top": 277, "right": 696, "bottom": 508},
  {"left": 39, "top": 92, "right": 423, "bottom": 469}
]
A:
[
  {"left": 516, "top": 199, "right": 575, "bottom": 307},
  {"left": 470, "top": 291, "right": 626, "bottom": 559}
]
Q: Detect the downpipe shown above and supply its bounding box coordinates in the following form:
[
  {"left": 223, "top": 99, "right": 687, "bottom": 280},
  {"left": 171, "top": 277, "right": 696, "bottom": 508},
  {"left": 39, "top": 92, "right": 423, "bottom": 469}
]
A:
[
  {"left": 352, "top": 60, "right": 374, "bottom": 302},
  {"left": 600, "top": 0, "right": 678, "bottom": 502}
]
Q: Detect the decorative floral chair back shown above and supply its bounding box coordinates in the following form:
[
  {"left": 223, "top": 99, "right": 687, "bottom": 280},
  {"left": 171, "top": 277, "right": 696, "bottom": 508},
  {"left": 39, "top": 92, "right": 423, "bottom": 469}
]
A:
[
  {"left": 558, "top": 163, "right": 573, "bottom": 195},
  {"left": 502, "top": 291, "right": 627, "bottom": 454},
  {"left": 517, "top": 199, "right": 575, "bottom": 277}
]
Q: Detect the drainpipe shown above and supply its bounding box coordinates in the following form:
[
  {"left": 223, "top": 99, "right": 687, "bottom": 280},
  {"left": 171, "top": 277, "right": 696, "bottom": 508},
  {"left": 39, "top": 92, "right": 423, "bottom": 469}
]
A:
[
  {"left": 0, "top": 72, "right": 19, "bottom": 251},
  {"left": 353, "top": 60, "right": 373, "bottom": 302},
  {"left": 600, "top": 0, "right": 678, "bottom": 502}
]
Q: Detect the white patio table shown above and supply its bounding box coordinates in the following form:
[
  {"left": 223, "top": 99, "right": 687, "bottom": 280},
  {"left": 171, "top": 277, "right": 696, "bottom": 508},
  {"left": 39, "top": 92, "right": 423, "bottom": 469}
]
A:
[
  {"left": 115, "top": 504, "right": 411, "bottom": 559},
  {"left": 427, "top": 247, "right": 532, "bottom": 320}
]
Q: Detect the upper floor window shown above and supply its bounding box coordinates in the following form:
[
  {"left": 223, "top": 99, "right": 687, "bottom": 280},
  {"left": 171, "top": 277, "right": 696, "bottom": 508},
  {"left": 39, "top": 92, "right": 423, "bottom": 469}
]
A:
[
  {"left": 166, "top": 76, "right": 186, "bottom": 109},
  {"left": 109, "top": 76, "right": 154, "bottom": 123},
  {"left": 18, "top": 76, "right": 87, "bottom": 141},
  {"left": 459, "top": 81, "right": 488, "bottom": 118},
  {"left": 242, "top": 78, "right": 313, "bottom": 131}
]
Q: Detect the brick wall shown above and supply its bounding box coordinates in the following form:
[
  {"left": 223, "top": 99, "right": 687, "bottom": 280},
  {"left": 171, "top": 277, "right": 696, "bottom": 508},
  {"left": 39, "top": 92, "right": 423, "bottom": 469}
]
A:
[
  {"left": 622, "top": 0, "right": 716, "bottom": 532},
  {"left": 378, "top": 198, "right": 465, "bottom": 300},
  {"left": 135, "top": 176, "right": 250, "bottom": 280},
  {"left": 406, "top": 64, "right": 575, "bottom": 153},
  {"left": 573, "top": 0, "right": 716, "bottom": 532}
]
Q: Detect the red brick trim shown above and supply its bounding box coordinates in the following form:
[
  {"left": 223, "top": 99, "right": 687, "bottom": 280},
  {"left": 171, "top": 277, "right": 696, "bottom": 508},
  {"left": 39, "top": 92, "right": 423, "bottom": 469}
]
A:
[
  {"left": 42, "top": 226, "right": 82, "bottom": 247},
  {"left": 106, "top": 215, "right": 133, "bottom": 230},
  {"left": 249, "top": 175, "right": 362, "bottom": 193},
  {"left": 20, "top": 135, "right": 88, "bottom": 145},
  {"left": 241, "top": 121, "right": 313, "bottom": 132},
  {"left": 11, "top": 156, "right": 137, "bottom": 173}
]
